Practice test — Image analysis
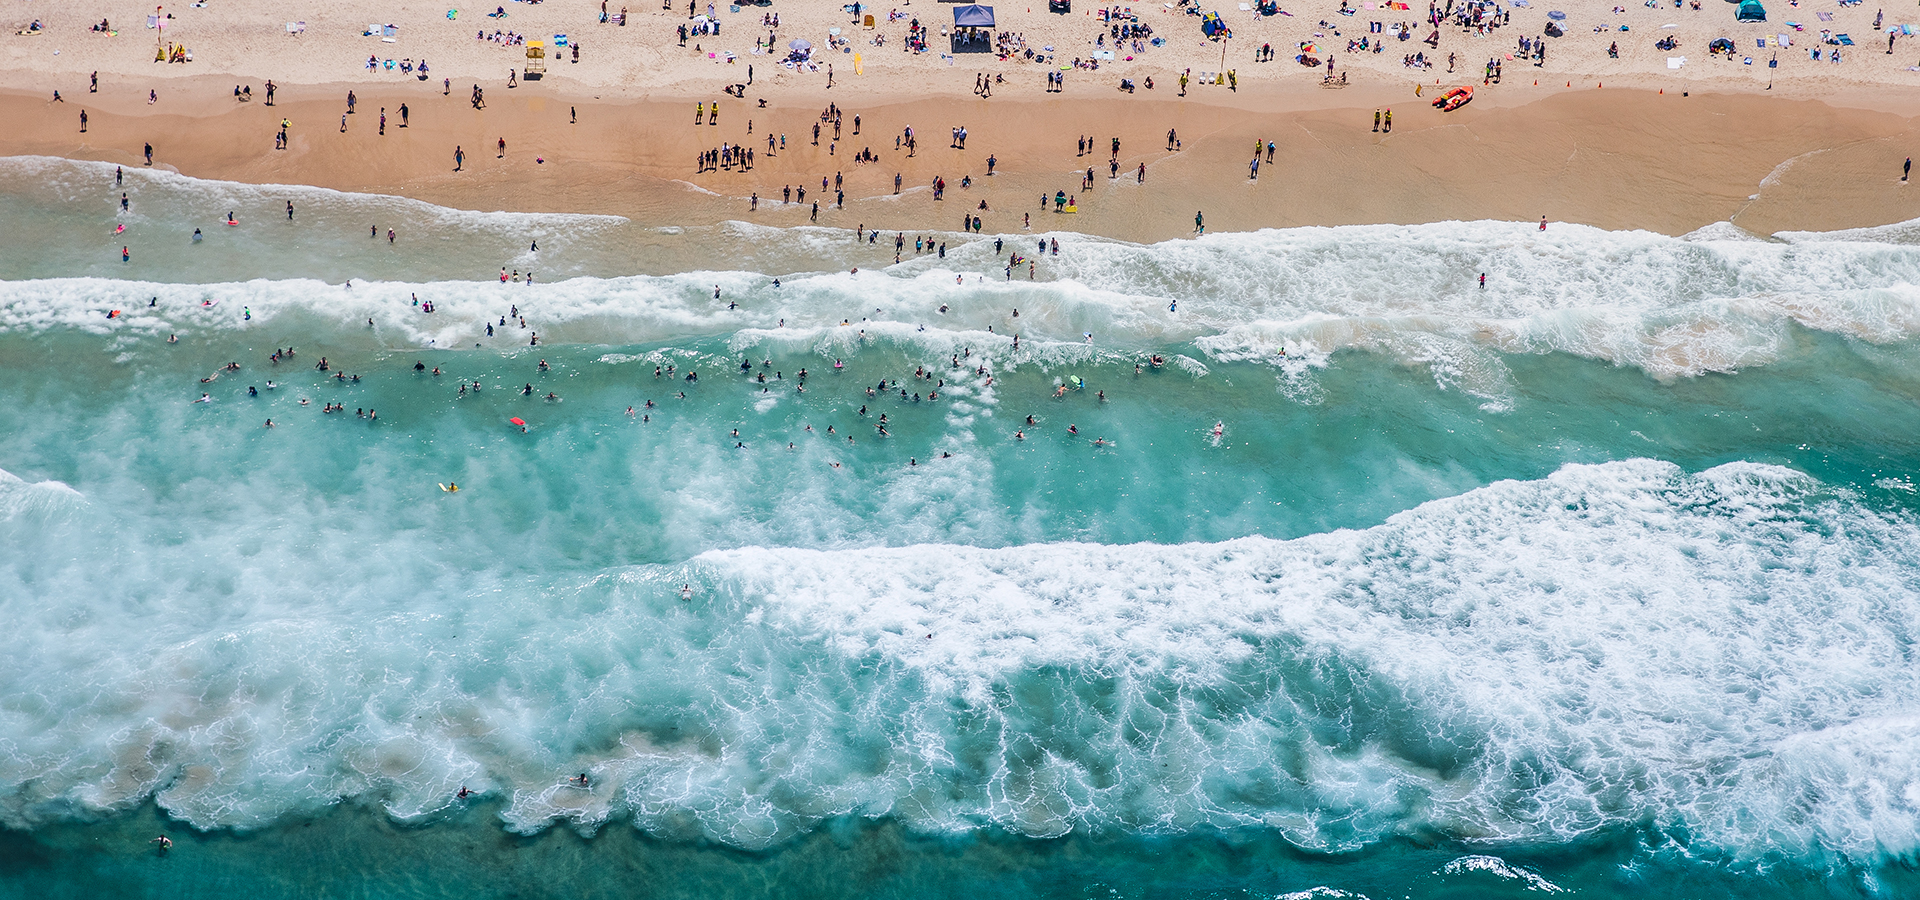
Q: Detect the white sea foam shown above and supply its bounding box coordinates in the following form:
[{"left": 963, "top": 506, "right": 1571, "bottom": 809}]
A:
[
  {"left": 1437, "top": 856, "right": 1567, "bottom": 892},
  {"left": 1, "top": 460, "right": 1916, "bottom": 871},
  {"left": 6, "top": 218, "right": 1920, "bottom": 392},
  {"left": 0, "top": 467, "right": 84, "bottom": 522}
]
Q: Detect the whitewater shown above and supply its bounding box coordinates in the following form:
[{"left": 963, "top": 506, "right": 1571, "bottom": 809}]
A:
[{"left": 2, "top": 158, "right": 1919, "bottom": 900}]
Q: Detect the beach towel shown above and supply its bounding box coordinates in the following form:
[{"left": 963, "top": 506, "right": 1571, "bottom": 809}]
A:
[
  {"left": 1837, "top": 32, "right": 1853, "bottom": 43},
  {"left": 1816, "top": 11, "right": 1831, "bottom": 20},
  {"left": 1666, "top": 55, "right": 1685, "bottom": 67}
]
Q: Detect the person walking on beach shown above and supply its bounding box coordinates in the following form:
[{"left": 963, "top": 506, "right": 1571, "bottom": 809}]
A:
[
  {"left": 379, "top": 108, "right": 386, "bottom": 135},
  {"left": 1194, "top": 211, "right": 1204, "bottom": 235},
  {"left": 498, "top": 137, "right": 506, "bottom": 158},
  {"left": 90, "top": 71, "right": 98, "bottom": 93},
  {"left": 1539, "top": 215, "right": 1548, "bottom": 231},
  {"left": 1374, "top": 108, "right": 1381, "bottom": 132},
  {"left": 347, "top": 91, "right": 356, "bottom": 115},
  {"left": 1906, "top": 157, "right": 1912, "bottom": 182},
  {"left": 287, "top": 201, "right": 294, "bottom": 220},
  {"left": 144, "top": 143, "right": 153, "bottom": 165},
  {"left": 455, "top": 145, "right": 465, "bottom": 171},
  {"left": 341, "top": 114, "right": 348, "bottom": 133},
  {"left": 79, "top": 109, "right": 87, "bottom": 132},
  {"left": 1383, "top": 109, "right": 1392, "bottom": 133},
  {"left": 265, "top": 79, "right": 275, "bottom": 105}
]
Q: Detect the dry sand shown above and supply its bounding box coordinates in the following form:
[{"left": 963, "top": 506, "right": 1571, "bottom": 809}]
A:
[{"left": 4, "top": 0, "right": 1920, "bottom": 239}]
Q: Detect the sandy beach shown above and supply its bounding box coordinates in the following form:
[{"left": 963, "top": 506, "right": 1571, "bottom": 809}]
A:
[{"left": 1, "top": 0, "right": 1917, "bottom": 241}]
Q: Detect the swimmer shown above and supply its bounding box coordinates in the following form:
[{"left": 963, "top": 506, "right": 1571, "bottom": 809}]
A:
[
  {"left": 1067, "top": 424, "right": 1078, "bottom": 435},
  {"left": 570, "top": 773, "right": 590, "bottom": 787},
  {"left": 248, "top": 385, "right": 258, "bottom": 396},
  {"left": 627, "top": 406, "right": 636, "bottom": 417},
  {"left": 456, "top": 786, "right": 473, "bottom": 800},
  {"left": 264, "top": 419, "right": 275, "bottom": 428},
  {"left": 151, "top": 835, "right": 172, "bottom": 852},
  {"left": 265, "top": 381, "right": 276, "bottom": 389},
  {"left": 194, "top": 393, "right": 212, "bottom": 403},
  {"left": 1015, "top": 430, "right": 1025, "bottom": 440},
  {"left": 299, "top": 398, "right": 310, "bottom": 406},
  {"left": 167, "top": 334, "right": 178, "bottom": 343},
  {"left": 1212, "top": 421, "right": 1224, "bottom": 437},
  {"left": 680, "top": 584, "right": 694, "bottom": 599},
  {"left": 440, "top": 483, "right": 460, "bottom": 492}
]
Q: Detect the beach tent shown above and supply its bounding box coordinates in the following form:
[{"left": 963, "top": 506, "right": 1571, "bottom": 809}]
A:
[
  {"left": 1201, "top": 10, "right": 1228, "bottom": 36},
  {"left": 1736, "top": 0, "right": 1765, "bottom": 21},
  {"left": 953, "top": 4, "right": 996, "bottom": 27}
]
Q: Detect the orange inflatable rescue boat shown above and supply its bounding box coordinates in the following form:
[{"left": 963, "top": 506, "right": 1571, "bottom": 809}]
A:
[{"left": 1432, "top": 85, "right": 1473, "bottom": 111}]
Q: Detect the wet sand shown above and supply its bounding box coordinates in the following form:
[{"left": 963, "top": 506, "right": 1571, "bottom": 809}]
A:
[{"left": 7, "top": 77, "right": 1918, "bottom": 243}]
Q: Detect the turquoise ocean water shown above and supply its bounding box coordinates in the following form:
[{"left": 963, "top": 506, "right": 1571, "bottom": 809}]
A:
[{"left": 2, "top": 156, "right": 1919, "bottom": 898}]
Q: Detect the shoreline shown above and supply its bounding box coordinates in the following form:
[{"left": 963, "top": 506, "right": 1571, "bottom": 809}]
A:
[{"left": 7, "top": 81, "right": 1920, "bottom": 244}]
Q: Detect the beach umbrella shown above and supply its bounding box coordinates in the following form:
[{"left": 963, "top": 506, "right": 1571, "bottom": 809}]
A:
[
  {"left": 788, "top": 38, "right": 812, "bottom": 50},
  {"left": 1546, "top": 9, "right": 1565, "bottom": 18}
]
